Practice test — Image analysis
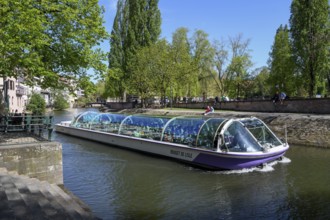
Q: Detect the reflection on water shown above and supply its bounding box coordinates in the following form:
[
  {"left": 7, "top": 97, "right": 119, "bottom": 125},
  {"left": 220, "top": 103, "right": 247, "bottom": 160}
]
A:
[{"left": 52, "top": 109, "right": 330, "bottom": 220}]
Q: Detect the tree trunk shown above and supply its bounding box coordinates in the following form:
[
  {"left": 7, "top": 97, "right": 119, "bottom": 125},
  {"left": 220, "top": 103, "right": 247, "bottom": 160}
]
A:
[
  {"left": 309, "top": 61, "right": 315, "bottom": 98},
  {"left": 327, "top": 75, "right": 330, "bottom": 95}
]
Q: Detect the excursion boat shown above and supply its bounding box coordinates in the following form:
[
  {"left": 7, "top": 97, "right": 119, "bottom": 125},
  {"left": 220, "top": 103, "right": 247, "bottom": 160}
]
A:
[{"left": 55, "top": 111, "right": 289, "bottom": 170}]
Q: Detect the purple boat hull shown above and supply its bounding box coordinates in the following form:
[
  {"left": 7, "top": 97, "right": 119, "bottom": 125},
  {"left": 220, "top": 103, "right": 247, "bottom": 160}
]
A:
[{"left": 193, "top": 150, "right": 287, "bottom": 170}]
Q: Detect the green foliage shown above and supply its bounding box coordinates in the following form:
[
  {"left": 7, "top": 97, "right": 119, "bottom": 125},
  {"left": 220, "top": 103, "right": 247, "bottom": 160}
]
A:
[
  {"left": 75, "top": 96, "right": 95, "bottom": 108},
  {"left": 127, "top": 40, "right": 172, "bottom": 107},
  {"left": 77, "top": 75, "right": 96, "bottom": 98},
  {"left": 53, "top": 94, "right": 69, "bottom": 110},
  {"left": 251, "top": 67, "right": 271, "bottom": 97},
  {"left": 26, "top": 93, "right": 46, "bottom": 115},
  {"left": 0, "top": 0, "right": 108, "bottom": 89},
  {"left": 213, "top": 40, "right": 229, "bottom": 95},
  {"left": 105, "top": 0, "right": 329, "bottom": 102},
  {"left": 94, "top": 81, "right": 107, "bottom": 100},
  {"left": 114, "top": 27, "right": 255, "bottom": 102},
  {"left": 191, "top": 30, "right": 215, "bottom": 97},
  {"left": 226, "top": 34, "right": 253, "bottom": 99},
  {"left": 108, "top": 0, "right": 161, "bottom": 99},
  {"left": 104, "top": 68, "right": 125, "bottom": 99},
  {"left": 268, "top": 25, "right": 296, "bottom": 96},
  {"left": 290, "top": 0, "right": 330, "bottom": 96},
  {"left": 170, "top": 28, "right": 198, "bottom": 98}
]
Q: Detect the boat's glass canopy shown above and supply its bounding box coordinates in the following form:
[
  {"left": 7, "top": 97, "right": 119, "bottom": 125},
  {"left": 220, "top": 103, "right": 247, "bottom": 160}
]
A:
[
  {"left": 70, "top": 111, "right": 283, "bottom": 152},
  {"left": 240, "top": 118, "right": 282, "bottom": 147}
]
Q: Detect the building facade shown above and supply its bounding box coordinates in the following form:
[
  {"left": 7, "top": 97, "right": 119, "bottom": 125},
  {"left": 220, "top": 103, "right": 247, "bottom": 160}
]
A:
[{"left": 0, "top": 76, "right": 83, "bottom": 113}]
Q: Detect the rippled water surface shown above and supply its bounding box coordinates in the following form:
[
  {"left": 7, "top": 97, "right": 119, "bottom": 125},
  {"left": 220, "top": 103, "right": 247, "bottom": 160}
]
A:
[{"left": 52, "top": 109, "right": 330, "bottom": 220}]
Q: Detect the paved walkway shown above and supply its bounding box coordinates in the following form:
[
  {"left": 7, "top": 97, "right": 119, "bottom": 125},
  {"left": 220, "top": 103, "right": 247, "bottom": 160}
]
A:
[{"left": 0, "top": 167, "right": 99, "bottom": 219}]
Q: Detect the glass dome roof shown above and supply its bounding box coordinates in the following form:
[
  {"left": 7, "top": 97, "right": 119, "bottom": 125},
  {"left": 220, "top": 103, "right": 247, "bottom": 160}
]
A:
[{"left": 69, "top": 111, "right": 282, "bottom": 152}]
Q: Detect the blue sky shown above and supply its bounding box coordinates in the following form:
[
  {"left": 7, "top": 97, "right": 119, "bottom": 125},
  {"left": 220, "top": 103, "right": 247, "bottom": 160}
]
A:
[{"left": 98, "top": 0, "right": 292, "bottom": 68}]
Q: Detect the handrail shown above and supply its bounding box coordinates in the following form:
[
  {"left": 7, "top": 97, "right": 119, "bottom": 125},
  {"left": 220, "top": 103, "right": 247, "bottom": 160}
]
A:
[{"left": 0, "top": 114, "right": 53, "bottom": 140}]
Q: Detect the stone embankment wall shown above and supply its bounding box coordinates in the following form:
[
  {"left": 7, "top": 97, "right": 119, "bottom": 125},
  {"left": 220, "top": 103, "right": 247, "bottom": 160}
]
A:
[
  {"left": 106, "top": 98, "right": 330, "bottom": 114},
  {"left": 120, "top": 109, "right": 330, "bottom": 148},
  {"left": 0, "top": 141, "right": 63, "bottom": 184},
  {"left": 174, "top": 98, "right": 330, "bottom": 114}
]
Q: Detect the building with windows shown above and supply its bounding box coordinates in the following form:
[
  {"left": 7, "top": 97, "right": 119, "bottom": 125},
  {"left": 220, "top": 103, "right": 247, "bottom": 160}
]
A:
[
  {"left": 0, "top": 77, "right": 28, "bottom": 113},
  {"left": 0, "top": 76, "right": 84, "bottom": 113}
]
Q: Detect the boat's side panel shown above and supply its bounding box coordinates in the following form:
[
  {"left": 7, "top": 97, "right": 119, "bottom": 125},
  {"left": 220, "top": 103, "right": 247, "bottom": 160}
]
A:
[
  {"left": 193, "top": 150, "right": 287, "bottom": 170},
  {"left": 55, "top": 125, "right": 288, "bottom": 170},
  {"left": 56, "top": 124, "right": 201, "bottom": 162}
]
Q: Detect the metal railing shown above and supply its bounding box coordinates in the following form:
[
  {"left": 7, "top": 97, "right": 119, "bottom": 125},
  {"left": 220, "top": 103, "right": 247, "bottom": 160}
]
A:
[{"left": 0, "top": 114, "right": 53, "bottom": 140}]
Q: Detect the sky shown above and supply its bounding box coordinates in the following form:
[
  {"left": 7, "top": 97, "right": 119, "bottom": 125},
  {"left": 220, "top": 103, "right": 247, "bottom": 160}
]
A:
[{"left": 98, "top": 0, "right": 292, "bottom": 68}]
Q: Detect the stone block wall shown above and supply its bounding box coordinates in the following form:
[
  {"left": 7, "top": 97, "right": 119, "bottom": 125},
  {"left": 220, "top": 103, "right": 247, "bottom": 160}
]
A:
[
  {"left": 0, "top": 141, "right": 63, "bottom": 185},
  {"left": 106, "top": 102, "right": 134, "bottom": 110},
  {"left": 174, "top": 98, "right": 330, "bottom": 114}
]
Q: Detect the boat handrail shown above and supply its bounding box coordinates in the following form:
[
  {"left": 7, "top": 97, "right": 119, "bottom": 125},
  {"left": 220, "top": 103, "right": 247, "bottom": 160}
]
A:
[
  {"left": 118, "top": 115, "right": 133, "bottom": 135},
  {"left": 160, "top": 116, "right": 184, "bottom": 141},
  {"left": 214, "top": 119, "right": 229, "bottom": 152}
]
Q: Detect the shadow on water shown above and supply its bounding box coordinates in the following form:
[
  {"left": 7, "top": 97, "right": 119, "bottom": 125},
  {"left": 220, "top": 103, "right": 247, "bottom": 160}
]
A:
[{"left": 52, "top": 109, "right": 330, "bottom": 220}]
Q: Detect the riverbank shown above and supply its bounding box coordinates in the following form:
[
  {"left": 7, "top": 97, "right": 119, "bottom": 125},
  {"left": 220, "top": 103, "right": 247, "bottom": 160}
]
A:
[
  {"left": 117, "top": 108, "right": 330, "bottom": 148},
  {"left": 0, "top": 132, "right": 98, "bottom": 219}
]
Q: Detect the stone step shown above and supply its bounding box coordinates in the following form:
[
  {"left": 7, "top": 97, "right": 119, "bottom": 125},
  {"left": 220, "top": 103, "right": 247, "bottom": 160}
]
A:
[
  {"left": 0, "top": 183, "right": 15, "bottom": 218},
  {"left": 0, "top": 170, "right": 97, "bottom": 219},
  {"left": 48, "top": 183, "right": 95, "bottom": 219},
  {"left": 1, "top": 174, "right": 28, "bottom": 218},
  {"left": 40, "top": 181, "right": 81, "bottom": 219},
  {"left": 0, "top": 167, "right": 8, "bottom": 173}
]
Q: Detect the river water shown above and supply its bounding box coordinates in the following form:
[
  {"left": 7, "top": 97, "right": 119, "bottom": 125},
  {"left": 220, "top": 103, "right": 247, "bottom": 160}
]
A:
[{"left": 52, "top": 109, "right": 330, "bottom": 220}]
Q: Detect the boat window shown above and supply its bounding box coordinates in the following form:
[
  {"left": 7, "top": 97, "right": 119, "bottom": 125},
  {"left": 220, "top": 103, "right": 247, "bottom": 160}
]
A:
[
  {"left": 106, "top": 114, "right": 127, "bottom": 133},
  {"left": 89, "top": 113, "right": 126, "bottom": 133},
  {"left": 71, "top": 111, "right": 99, "bottom": 128},
  {"left": 240, "top": 118, "right": 282, "bottom": 147},
  {"left": 90, "top": 113, "right": 112, "bottom": 131},
  {"left": 222, "top": 121, "right": 262, "bottom": 152},
  {"left": 119, "top": 115, "right": 170, "bottom": 140},
  {"left": 162, "top": 117, "right": 204, "bottom": 146},
  {"left": 197, "top": 118, "right": 226, "bottom": 150}
]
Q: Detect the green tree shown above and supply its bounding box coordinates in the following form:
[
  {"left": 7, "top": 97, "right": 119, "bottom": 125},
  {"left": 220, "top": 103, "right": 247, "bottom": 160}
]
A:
[
  {"left": 213, "top": 39, "right": 229, "bottom": 96},
  {"left": 251, "top": 67, "right": 271, "bottom": 98},
  {"left": 107, "top": 0, "right": 128, "bottom": 99},
  {"left": 226, "top": 34, "right": 253, "bottom": 99},
  {"left": 0, "top": 0, "right": 108, "bottom": 89},
  {"left": 127, "top": 44, "right": 157, "bottom": 107},
  {"left": 26, "top": 93, "right": 46, "bottom": 115},
  {"left": 127, "top": 40, "right": 173, "bottom": 107},
  {"left": 191, "top": 30, "right": 215, "bottom": 99},
  {"left": 94, "top": 80, "right": 107, "bottom": 101},
  {"left": 171, "top": 28, "right": 198, "bottom": 99},
  {"left": 77, "top": 75, "right": 96, "bottom": 98},
  {"left": 268, "top": 25, "right": 296, "bottom": 96},
  {"left": 53, "top": 94, "right": 69, "bottom": 110},
  {"left": 108, "top": 0, "right": 161, "bottom": 100},
  {"left": 290, "top": 0, "right": 330, "bottom": 96}
]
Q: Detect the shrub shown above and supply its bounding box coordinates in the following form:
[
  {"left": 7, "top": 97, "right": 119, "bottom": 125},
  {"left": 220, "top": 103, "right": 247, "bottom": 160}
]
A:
[
  {"left": 53, "top": 94, "right": 70, "bottom": 110},
  {"left": 26, "top": 93, "right": 46, "bottom": 115}
]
